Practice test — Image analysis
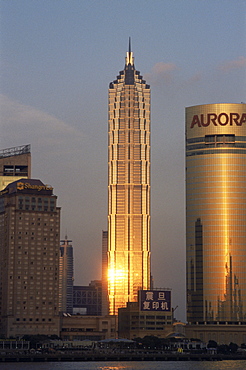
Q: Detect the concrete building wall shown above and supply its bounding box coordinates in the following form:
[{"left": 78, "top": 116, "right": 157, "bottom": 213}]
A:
[
  {"left": 60, "top": 315, "right": 117, "bottom": 341},
  {"left": 0, "top": 179, "right": 60, "bottom": 337}
]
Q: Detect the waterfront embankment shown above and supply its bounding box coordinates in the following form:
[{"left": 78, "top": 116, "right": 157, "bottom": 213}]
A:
[{"left": 1, "top": 351, "right": 246, "bottom": 362}]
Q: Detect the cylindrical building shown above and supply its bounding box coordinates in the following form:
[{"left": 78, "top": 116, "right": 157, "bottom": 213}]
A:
[{"left": 186, "top": 103, "right": 246, "bottom": 323}]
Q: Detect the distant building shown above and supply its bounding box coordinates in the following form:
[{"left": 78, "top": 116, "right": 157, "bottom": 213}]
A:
[
  {"left": 73, "top": 281, "right": 102, "bottom": 316},
  {"left": 108, "top": 40, "right": 151, "bottom": 315},
  {"left": 59, "top": 236, "right": 74, "bottom": 314},
  {"left": 101, "top": 230, "right": 109, "bottom": 315},
  {"left": 186, "top": 103, "right": 246, "bottom": 324},
  {"left": 0, "top": 144, "right": 31, "bottom": 191},
  {"left": 0, "top": 178, "right": 60, "bottom": 337}
]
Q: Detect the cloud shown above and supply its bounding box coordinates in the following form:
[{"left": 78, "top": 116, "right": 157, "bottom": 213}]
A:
[
  {"left": 144, "top": 62, "right": 178, "bottom": 86},
  {"left": 218, "top": 56, "right": 246, "bottom": 73},
  {"left": 180, "top": 72, "right": 203, "bottom": 89},
  {"left": 0, "top": 94, "right": 84, "bottom": 151},
  {"left": 152, "top": 62, "right": 177, "bottom": 75}
]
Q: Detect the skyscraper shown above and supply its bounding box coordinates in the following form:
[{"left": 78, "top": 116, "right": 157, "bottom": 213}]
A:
[
  {"left": 59, "top": 236, "right": 74, "bottom": 314},
  {"left": 107, "top": 40, "right": 151, "bottom": 315},
  {"left": 186, "top": 103, "right": 246, "bottom": 323},
  {"left": 0, "top": 144, "right": 31, "bottom": 191},
  {"left": 0, "top": 179, "right": 60, "bottom": 337}
]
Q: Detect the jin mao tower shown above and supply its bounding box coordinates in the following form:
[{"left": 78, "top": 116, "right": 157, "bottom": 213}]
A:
[{"left": 108, "top": 40, "right": 151, "bottom": 315}]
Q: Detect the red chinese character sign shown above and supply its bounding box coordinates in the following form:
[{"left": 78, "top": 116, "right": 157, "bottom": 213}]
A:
[{"left": 139, "top": 290, "right": 171, "bottom": 311}]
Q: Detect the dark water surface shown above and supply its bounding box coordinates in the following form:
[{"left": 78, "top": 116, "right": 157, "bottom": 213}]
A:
[{"left": 1, "top": 360, "right": 246, "bottom": 370}]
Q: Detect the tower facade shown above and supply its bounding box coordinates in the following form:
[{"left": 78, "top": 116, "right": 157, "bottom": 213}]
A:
[
  {"left": 108, "top": 42, "right": 151, "bottom": 315},
  {"left": 0, "top": 145, "right": 31, "bottom": 191},
  {"left": 186, "top": 103, "right": 246, "bottom": 323},
  {"left": 0, "top": 179, "right": 60, "bottom": 337},
  {"left": 59, "top": 236, "right": 74, "bottom": 314}
]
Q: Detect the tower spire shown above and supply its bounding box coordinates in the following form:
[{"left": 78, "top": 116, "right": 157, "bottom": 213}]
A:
[{"left": 126, "top": 37, "right": 134, "bottom": 66}]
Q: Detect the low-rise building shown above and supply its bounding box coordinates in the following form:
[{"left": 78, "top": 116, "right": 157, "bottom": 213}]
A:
[
  {"left": 118, "top": 289, "right": 173, "bottom": 340},
  {"left": 185, "top": 322, "right": 246, "bottom": 346},
  {"left": 60, "top": 314, "right": 117, "bottom": 341},
  {"left": 0, "top": 339, "right": 30, "bottom": 352}
]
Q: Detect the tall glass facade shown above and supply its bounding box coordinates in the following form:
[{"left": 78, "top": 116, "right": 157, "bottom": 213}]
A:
[
  {"left": 186, "top": 103, "right": 246, "bottom": 323},
  {"left": 108, "top": 44, "right": 151, "bottom": 315}
]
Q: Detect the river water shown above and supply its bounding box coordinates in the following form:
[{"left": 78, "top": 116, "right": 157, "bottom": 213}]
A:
[{"left": 1, "top": 361, "right": 246, "bottom": 370}]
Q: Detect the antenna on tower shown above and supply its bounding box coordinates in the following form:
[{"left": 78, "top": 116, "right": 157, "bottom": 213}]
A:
[{"left": 126, "top": 37, "right": 133, "bottom": 66}]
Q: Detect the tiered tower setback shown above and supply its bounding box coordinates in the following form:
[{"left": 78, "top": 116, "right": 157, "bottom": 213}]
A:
[{"left": 107, "top": 41, "right": 151, "bottom": 315}]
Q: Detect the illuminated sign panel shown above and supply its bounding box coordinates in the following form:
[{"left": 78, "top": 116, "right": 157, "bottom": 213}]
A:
[
  {"left": 190, "top": 113, "right": 246, "bottom": 128},
  {"left": 140, "top": 290, "right": 171, "bottom": 312},
  {"left": 16, "top": 182, "right": 53, "bottom": 192},
  {"left": 1, "top": 182, "right": 53, "bottom": 196}
]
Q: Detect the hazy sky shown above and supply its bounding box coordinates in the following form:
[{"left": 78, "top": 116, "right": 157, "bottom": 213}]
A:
[{"left": 1, "top": 0, "right": 246, "bottom": 322}]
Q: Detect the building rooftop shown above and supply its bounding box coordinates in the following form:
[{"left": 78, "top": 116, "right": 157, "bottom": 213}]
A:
[{"left": 0, "top": 144, "right": 31, "bottom": 159}]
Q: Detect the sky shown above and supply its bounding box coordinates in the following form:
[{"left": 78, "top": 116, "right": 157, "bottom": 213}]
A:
[{"left": 1, "top": 0, "right": 246, "bottom": 322}]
